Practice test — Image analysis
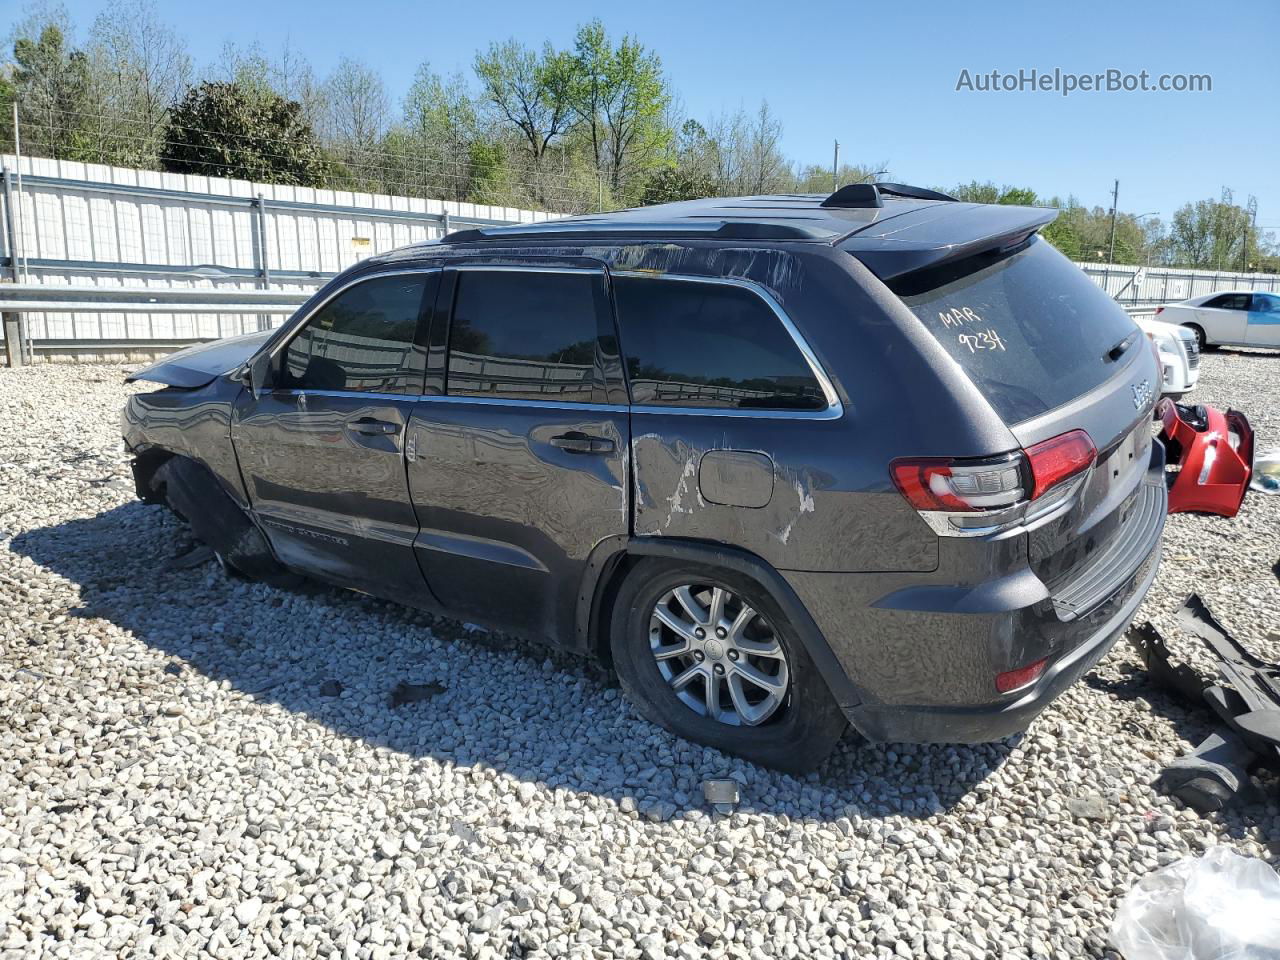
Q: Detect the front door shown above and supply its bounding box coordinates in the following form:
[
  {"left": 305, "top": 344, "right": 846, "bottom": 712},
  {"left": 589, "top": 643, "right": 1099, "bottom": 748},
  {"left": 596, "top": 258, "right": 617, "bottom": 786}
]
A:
[
  {"left": 232, "top": 269, "right": 438, "bottom": 604},
  {"left": 1246, "top": 293, "right": 1280, "bottom": 347},
  {"left": 407, "top": 264, "right": 629, "bottom": 645}
]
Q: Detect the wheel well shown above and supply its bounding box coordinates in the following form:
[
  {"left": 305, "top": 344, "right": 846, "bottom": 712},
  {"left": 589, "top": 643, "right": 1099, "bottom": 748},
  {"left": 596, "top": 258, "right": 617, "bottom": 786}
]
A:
[
  {"left": 586, "top": 549, "right": 638, "bottom": 666},
  {"left": 130, "top": 448, "right": 175, "bottom": 503}
]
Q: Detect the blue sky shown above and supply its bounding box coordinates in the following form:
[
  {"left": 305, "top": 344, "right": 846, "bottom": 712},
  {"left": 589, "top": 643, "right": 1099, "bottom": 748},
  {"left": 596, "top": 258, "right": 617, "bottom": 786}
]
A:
[{"left": 34, "top": 0, "right": 1280, "bottom": 233}]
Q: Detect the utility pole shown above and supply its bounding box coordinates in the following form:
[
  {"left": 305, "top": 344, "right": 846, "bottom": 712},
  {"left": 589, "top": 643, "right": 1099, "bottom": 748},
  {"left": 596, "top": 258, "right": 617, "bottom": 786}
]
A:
[
  {"left": 1243, "top": 201, "right": 1258, "bottom": 273},
  {"left": 832, "top": 140, "right": 840, "bottom": 192},
  {"left": 1107, "top": 179, "right": 1119, "bottom": 264}
]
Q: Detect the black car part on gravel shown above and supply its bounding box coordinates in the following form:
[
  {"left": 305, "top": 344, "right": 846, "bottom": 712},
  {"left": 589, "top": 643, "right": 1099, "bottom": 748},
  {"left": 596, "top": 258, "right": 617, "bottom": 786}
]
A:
[
  {"left": 1126, "top": 593, "right": 1280, "bottom": 811},
  {"left": 149, "top": 456, "right": 299, "bottom": 588}
]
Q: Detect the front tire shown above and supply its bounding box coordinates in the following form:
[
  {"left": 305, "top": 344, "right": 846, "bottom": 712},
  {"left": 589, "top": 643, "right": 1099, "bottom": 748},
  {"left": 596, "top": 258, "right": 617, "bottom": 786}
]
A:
[
  {"left": 1185, "top": 323, "right": 1216, "bottom": 352},
  {"left": 609, "top": 559, "right": 846, "bottom": 773}
]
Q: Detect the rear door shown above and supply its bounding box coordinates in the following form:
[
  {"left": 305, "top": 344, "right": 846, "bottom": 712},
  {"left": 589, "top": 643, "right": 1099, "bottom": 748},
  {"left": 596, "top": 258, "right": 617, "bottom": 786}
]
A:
[
  {"left": 406, "top": 263, "right": 629, "bottom": 645},
  {"left": 232, "top": 269, "right": 437, "bottom": 604},
  {"left": 1246, "top": 293, "right": 1280, "bottom": 347},
  {"left": 1197, "top": 293, "right": 1250, "bottom": 344}
]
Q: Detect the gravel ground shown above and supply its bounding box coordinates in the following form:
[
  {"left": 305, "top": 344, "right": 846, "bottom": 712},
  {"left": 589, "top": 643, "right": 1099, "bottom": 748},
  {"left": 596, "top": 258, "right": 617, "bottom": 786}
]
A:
[{"left": 2, "top": 354, "right": 1278, "bottom": 960}]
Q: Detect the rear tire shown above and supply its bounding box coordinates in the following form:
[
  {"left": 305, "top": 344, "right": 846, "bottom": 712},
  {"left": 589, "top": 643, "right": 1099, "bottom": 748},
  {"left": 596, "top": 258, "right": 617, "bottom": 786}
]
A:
[{"left": 609, "top": 559, "right": 846, "bottom": 773}]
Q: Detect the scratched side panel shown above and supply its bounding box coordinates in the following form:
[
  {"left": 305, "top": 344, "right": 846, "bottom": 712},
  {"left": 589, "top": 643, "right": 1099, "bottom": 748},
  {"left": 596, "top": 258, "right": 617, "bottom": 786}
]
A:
[{"left": 630, "top": 415, "right": 936, "bottom": 573}]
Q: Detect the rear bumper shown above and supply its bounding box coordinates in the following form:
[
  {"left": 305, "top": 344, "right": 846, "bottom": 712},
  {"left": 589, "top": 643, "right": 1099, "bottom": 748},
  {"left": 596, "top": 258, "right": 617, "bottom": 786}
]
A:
[{"left": 843, "top": 535, "right": 1160, "bottom": 742}]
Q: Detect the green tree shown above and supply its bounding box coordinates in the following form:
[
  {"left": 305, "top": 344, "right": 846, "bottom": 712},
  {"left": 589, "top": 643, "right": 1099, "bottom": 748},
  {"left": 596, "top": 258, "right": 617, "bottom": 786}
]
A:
[
  {"left": 568, "top": 20, "right": 671, "bottom": 199},
  {"left": 1169, "top": 191, "right": 1258, "bottom": 269},
  {"left": 474, "top": 39, "right": 577, "bottom": 167},
  {"left": 997, "top": 186, "right": 1037, "bottom": 205},
  {"left": 639, "top": 166, "right": 714, "bottom": 205},
  {"left": 949, "top": 181, "right": 1038, "bottom": 205},
  {"left": 950, "top": 180, "right": 1001, "bottom": 204},
  {"left": 161, "top": 81, "right": 328, "bottom": 185},
  {"left": 11, "top": 23, "right": 94, "bottom": 160},
  {"left": 794, "top": 162, "right": 888, "bottom": 194}
]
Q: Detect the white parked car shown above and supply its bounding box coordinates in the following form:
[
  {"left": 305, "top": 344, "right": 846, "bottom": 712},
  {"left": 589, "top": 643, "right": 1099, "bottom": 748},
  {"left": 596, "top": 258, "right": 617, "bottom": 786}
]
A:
[
  {"left": 1136, "top": 315, "right": 1200, "bottom": 396},
  {"left": 1155, "top": 290, "right": 1280, "bottom": 351}
]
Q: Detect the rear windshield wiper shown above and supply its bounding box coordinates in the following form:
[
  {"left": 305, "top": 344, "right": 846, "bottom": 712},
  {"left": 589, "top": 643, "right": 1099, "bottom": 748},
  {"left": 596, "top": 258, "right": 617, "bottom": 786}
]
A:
[{"left": 1105, "top": 332, "right": 1138, "bottom": 363}]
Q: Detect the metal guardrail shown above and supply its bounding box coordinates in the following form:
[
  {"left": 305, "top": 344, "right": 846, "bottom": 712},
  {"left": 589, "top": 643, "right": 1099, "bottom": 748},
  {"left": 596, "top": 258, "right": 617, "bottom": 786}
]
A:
[
  {"left": 0, "top": 284, "right": 309, "bottom": 364},
  {"left": 0, "top": 283, "right": 309, "bottom": 315}
]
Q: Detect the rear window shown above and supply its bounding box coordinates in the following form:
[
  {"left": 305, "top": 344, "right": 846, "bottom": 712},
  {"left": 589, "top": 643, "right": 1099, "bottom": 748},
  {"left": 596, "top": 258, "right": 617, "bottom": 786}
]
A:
[{"left": 894, "top": 237, "right": 1138, "bottom": 424}]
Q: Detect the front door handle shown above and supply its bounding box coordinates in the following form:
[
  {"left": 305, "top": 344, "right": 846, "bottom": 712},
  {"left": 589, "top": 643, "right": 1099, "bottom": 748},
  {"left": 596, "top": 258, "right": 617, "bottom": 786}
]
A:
[
  {"left": 550, "top": 432, "right": 614, "bottom": 454},
  {"left": 347, "top": 417, "right": 399, "bottom": 436}
]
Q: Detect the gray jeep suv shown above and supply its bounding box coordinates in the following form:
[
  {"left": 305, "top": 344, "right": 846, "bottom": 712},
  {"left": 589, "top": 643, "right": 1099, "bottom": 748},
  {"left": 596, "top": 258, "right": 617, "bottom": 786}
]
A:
[{"left": 123, "top": 183, "right": 1166, "bottom": 771}]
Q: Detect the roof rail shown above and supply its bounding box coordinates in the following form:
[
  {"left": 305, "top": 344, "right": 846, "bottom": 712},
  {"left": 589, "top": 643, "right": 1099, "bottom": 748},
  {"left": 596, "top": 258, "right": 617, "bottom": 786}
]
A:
[{"left": 442, "top": 219, "right": 833, "bottom": 244}]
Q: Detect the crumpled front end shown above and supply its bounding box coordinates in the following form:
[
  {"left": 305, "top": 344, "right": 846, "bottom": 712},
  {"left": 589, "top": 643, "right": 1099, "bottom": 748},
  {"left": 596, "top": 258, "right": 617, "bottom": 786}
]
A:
[{"left": 1157, "top": 399, "right": 1254, "bottom": 517}]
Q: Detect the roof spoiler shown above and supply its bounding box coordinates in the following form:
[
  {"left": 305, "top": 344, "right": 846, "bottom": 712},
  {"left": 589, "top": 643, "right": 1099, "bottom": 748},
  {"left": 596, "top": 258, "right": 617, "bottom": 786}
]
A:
[
  {"left": 843, "top": 204, "right": 1059, "bottom": 281},
  {"left": 820, "top": 182, "right": 958, "bottom": 209}
]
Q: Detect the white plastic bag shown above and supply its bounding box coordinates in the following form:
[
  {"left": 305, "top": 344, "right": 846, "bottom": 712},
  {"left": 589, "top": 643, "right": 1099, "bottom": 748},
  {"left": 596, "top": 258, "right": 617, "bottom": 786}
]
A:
[{"left": 1111, "top": 847, "right": 1280, "bottom": 959}]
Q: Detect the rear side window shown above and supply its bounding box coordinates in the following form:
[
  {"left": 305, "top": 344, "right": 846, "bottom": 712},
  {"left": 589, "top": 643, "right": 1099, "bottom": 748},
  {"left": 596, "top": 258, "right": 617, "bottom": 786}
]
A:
[
  {"left": 612, "top": 276, "right": 826, "bottom": 410},
  {"left": 447, "top": 270, "right": 602, "bottom": 403},
  {"left": 281, "top": 273, "right": 428, "bottom": 394},
  {"left": 895, "top": 237, "right": 1138, "bottom": 424}
]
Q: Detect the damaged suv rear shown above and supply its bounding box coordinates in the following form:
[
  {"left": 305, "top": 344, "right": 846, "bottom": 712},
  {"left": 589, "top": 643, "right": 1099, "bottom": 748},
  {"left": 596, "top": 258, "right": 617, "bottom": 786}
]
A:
[{"left": 123, "top": 183, "right": 1166, "bottom": 771}]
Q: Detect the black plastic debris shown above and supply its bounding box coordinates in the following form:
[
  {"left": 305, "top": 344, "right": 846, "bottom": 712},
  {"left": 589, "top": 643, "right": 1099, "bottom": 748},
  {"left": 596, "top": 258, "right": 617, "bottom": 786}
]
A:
[
  {"left": 1126, "top": 593, "right": 1280, "bottom": 810},
  {"left": 1158, "top": 728, "right": 1256, "bottom": 813},
  {"left": 388, "top": 681, "right": 446, "bottom": 707}
]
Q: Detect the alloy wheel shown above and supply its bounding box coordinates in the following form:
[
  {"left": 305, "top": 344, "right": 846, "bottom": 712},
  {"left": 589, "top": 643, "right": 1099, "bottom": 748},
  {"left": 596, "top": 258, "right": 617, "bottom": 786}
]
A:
[{"left": 648, "top": 583, "right": 790, "bottom": 726}]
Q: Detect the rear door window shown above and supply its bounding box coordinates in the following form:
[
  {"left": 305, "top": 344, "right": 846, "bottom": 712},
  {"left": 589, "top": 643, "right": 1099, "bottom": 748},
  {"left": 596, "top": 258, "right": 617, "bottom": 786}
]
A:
[
  {"left": 611, "top": 276, "right": 827, "bottom": 410},
  {"left": 446, "top": 270, "right": 606, "bottom": 404},
  {"left": 893, "top": 237, "right": 1138, "bottom": 424}
]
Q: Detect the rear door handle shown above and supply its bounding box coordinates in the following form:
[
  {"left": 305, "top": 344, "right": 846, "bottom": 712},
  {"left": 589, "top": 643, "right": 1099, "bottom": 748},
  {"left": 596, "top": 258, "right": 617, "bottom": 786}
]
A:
[
  {"left": 550, "top": 432, "right": 614, "bottom": 454},
  {"left": 347, "top": 417, "right": 399, "bottom": 436}
]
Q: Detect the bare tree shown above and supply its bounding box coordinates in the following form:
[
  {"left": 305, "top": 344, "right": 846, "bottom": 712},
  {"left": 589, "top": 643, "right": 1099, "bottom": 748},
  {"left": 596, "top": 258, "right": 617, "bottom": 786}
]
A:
[
  {"left": 742, "top": 100, "right": 788, "bottom": 194},
  {"left": 272, "top": 38, "right": 325, "bottom": 131},
  {"left": 403, "top": 62, "right": 478, "bottom": 200},
  {"left": 322, "top": 56, "right": 388, "bottom": 189},
  {"left": 87, "top": 0, "right": 190, "bottom": 164}
]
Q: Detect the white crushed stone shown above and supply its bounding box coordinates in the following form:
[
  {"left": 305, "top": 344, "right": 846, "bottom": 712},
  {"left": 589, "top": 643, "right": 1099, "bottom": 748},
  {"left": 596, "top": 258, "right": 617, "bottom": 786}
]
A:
[{"left": 1, "top": 355, "right": 1278, "bottom": 960}]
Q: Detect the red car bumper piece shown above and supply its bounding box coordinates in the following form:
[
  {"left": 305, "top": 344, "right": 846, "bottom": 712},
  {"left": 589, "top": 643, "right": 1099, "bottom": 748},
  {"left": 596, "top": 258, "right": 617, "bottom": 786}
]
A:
[{"left": 1157, "top": 399, "right": 1254, "bottom": 517}]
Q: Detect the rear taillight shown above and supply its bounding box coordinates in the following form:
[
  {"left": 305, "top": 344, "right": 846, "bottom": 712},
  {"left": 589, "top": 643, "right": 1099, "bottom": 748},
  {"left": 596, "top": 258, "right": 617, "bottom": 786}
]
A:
[
  {"left": 1025, "top": 430, "right": 1096, "bottom": 499},
  {"left": 1154, "top": 306, "right": 1165, "bottom": 315},
  {"left": 891, "top": 457, "right": 1023, "bottom": 512},
  {"left": 891, "top": 430, "right": 1096, "bottom": 538}
]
